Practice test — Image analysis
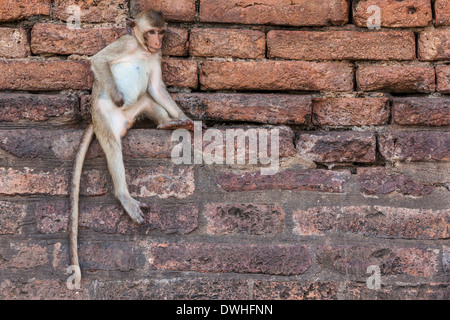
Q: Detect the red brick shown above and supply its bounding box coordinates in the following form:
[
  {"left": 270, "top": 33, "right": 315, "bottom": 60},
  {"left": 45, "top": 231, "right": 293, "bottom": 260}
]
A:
[
  {"left": 435, "top": 0, "right": 450, "bottom": 26},
  {"left": 358, "top": 167, "right": 434, "bottom": 197},
  {"left": 296, "top": 132, "right": 377, "bottom": 163},
  {"left": 0, "top": 241, "right": 49, "bottom": 270},
  {"left": 444, "top": 246, "right": 450, "bottom": 275},
  {"left": 345, "top": 282, "right": 449, "bottom": 300},
  {"left": 0, "top": 93, "right": 78, "bottom": 123},
  {"left": 173, "top": 93, "right": 312, "bottom": 125},
  {"left": 131, "top": 0, "right": 196, "bottom": 22},
  {"left": 0, "top": 279, "right": 81, "bottom": 300},
  {"left": 294, "top": 206, "right": 449, "bottom": 239},
  {"left": 36, "top": 201, "right": 198, "bottom": 235},
  {"left": 204, "top": 203, "right": 285, "bottom": 235},
  {"left": 436, "top": 65, "right": 450, "bottom": 93},
  {"left": 356, "top": 65, "right": 436, "bottom": 93},
  {"left": 86, "top": 278, "right": 249, "bottom": 300},
  {"left": 317, "top": 245, "right": 439, "bottom": 278},
  {"left": 312, "top": 97, "right": 389, "bottom": 126},
  {"left": 268, "top": 30, "right": 415, "bottom": 61},
  {"left": 418, "top": 29, "right": 450, "bottom": 61},
  {"left": 0, "top": 167, "right": 106, "bottom": 196},
  {"left": 163, "top": 28, "right": 189, "bottom": 56},
  {"left": 199, "top": 0, "right": 349, "bottom": 26},
  {"left": 392, "top": 97, "right": 450, "bottom": 126},
  {"left": 0, "top": 201, "right": 27, "bottom": 235},
  {"left": 378, "top": 131, "right": 450, "bottom": 162},
  {"left": 200, "top": 61, "right": 354, "bottom": 92},
  {"left": 31, "top": 24, "right": 186, "bottom": 57},
  {"left": 117, "top": 203, "right": 198, "bottom": 235},
  {"left": 0, "top": 28, "right": 29, "bottom": 58},
  {"left": 148, "top": 243, "right": 311, "bottom": 275},
  {"left": 52, "top": 0, "right": 128, "bottom": 24},
  {"left": 78, "top": 242, "right": 134, "bottom": 271},
  {"left": 127, "top": 165, "right": 195, "bottom": 199},
  {"left": 353, "top": 0, "right": 432, "bottom": 28},
  {"left": 253, "top": 281, "right": 338, "bottom": 300},
  {"left": 217, "top": 169, "right": 350, "bottom": 193},
  {"left": 0, "top": 60, "right": 93, "bottom": 91},
  {"left": 190, "top": 28, "right": 265, "bottom": 59},
  {"left": 0, "top": 0, "right": 50, "bottom": 21},
  {"left": 31, "top": 23, "right": 126, "bottom": 56},
  {"left": 162, "top": 60, "right": 198, "bottom": 89}
]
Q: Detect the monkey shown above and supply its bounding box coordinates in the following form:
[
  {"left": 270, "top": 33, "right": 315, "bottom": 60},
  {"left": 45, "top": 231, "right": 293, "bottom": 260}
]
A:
[{"left": 69, "top": 10, "right": 194, "bottom": 280}]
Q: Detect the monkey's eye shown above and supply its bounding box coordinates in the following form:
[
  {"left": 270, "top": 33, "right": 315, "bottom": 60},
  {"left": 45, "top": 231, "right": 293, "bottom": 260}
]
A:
[
  {"left": 147, "top": 30, "right": 157, "bottom": 35},
  {"left": 159, "top": 30, "right": 166, "bottom": 36}
]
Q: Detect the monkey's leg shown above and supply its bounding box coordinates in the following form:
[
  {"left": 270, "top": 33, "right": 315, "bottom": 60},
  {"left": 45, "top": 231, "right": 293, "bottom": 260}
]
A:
[{"left": 93, "top": 102, "right": 147, "bottom": 224}]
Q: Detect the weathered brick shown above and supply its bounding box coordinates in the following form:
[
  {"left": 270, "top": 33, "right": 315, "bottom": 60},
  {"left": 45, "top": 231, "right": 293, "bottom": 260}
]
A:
[
  {"left": 345, "top": 282, "right": 449, "bottom": 300},
  {"left": 358, "top": 167, "right": 434, "bottom": 197},
  {"left": 435, "top": 0, "right": 450, "bottom": 26},
  {"left": 190, "top": 28, "right": 265, "bottom": 59},
  {"left": 0, "top": 28, "right": 29, "bottom": 58},
  {"left": 0, "top": 241, "right": 49, "bottom": 270},
  {"left": 131, "top": 0, "right": 196, "bottom": 22},
  {"left": 31, "top": 23, "right": 126, "bottom": 56},
  {"left": 52, "top": 0, "right": 128, "bottom": 24},
  {"left": 268, "top": 30, "right": 415, "bottom": 61},
  {"left": 392, "top": 97, "right": 450, "bottom": 126},
  {"left": 253, "top": 281, "right": 338, "bottom": 300},
  {"left": 444, "top": 246, "right": 450, "bottom": 275},
  {"left": 385, "top": 162, "right": 450, "bottom": 184},
  {"left": 127, "top": 166, "right": 195, "bottom": 199},
  {"left": 436, "top": 65, "right": 450, "bottom": 93},
  {"left": 147, "top": 243, "right": 311, "bottom": 275},
  {"left": 0, "top": 60, "right": 93, "bottom": 91},
  {"left": 204, "top": 203, "right": 285, "bottom": 235},
  {"left": 378, "top": 131, "right": 450, "bottom": 162},
  {"left": 418, "top": 28, "right": 450, "bottom": 61},
  {"left": 163, "top": 28, "right": 189, "bottom": 56},
  {"left": 0, "top": 201, "right": 27, "bottom": 235},
  {"left": 217, "top": 169, "right": 350, "bottom": 193},
  {"left": 296, "top": 132, "right": 377, "bottom": 163},
  {"left": 162, "top": 60, "right": 198, "bottom": 89},
  {"left": 0, "top": 279, "right": 81, "bottom": 300},
  {"left": 200, "top": 61, "right": 354, "bottom": 92},
  {"left": 312, "top": 97, "right": 389, "bottom": 126},
  {"left": 31, "top": 24, "right": 186, "bottom": 57},
  {"left": 84, "top": 278, "right": 249, "bottom": 300},
  {"left": 356, "top": 65, "right": 436, "bottom": 93},
  {"left": 173, "top": 93, "right": 312, "bottom": 125},
  {"left": 353, "top": 0, "right": 432, "bottom": 28},
  {"left": 317, "top": 245, "right": 439, "bottom": 278},
  {"left": 36, "top": 200, "right": 198, "bottom": 235},
  {"left": 0, "top": 93, "right": 78, "bottom": 123},
  {"left": 0, "top": 0, "right": 50, "bottom": 21},
  {"left": 0, "top": 167, "right": 106, "bottom": 196},
  {"left": 78, "top": 242, "right": 134, "bottom": 271},
  {"left": 294, "top": 206, "right": 449, "bottom": 239},
  {"left": 199, "top": 0, "right": 349, "bottom": 26}
]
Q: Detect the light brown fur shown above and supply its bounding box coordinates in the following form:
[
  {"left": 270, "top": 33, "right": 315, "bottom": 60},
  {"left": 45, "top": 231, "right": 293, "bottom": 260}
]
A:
[{"left": 69, "top": 10, "right": 193, "bottom": 282}]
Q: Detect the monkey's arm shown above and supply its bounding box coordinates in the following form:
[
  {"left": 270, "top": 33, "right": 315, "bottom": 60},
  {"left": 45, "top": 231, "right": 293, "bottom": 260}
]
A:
[
  {"left": 148, "top": 64, "right": 189, "bottom": 120},
  {"left": 90, "top": 37, "right": 134, "bottom": 107}
]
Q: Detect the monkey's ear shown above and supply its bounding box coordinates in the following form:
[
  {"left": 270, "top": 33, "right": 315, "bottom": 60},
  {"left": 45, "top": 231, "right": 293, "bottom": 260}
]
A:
[{"left": 126, "top": 18, "right": 137, "bottom": 35}]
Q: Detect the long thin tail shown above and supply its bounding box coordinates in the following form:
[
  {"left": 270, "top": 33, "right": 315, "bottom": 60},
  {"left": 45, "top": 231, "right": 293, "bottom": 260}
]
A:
[{"left": 69, "top": 124, "right": 95, "bottom": 273}]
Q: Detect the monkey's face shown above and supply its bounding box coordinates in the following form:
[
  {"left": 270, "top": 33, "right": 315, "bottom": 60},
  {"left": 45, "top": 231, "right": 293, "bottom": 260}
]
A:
[{"left": 143, "top": 28, "right": 166, "bottom": 53}]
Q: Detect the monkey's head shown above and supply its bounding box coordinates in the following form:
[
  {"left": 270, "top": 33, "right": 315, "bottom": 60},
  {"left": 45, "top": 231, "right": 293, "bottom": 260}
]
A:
[{"left": 127, "top": 10, "right": 167, "bottom": 54}]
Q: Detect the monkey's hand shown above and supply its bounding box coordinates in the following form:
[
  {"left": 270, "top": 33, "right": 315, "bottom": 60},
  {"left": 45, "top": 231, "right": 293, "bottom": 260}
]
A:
[
  {"left": 111, "top": 88, "right": 125, "bottom": 107},
  {"left": 157, "top": 119, "right": 195, "bottom": 131}
]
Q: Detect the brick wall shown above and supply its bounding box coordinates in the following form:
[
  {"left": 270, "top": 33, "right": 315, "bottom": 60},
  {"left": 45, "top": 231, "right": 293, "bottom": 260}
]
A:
[{"left": 0, "top": 0, "right": 449, "bottom": 300}]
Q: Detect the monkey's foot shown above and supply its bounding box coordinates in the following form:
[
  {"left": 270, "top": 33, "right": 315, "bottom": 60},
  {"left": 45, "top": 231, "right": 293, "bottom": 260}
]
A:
[
  {"left": 157, "top": 119, "right": 195, "bottom": 131},
  {"left": 119, "top": 195, "right": 147, "bottom": 224}
]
